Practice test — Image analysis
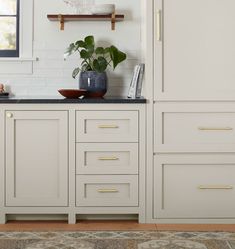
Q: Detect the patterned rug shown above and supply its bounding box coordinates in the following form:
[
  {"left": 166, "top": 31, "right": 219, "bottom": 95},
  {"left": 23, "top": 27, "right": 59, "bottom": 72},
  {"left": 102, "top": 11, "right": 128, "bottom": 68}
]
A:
[{"left": 0, "top": 231, "right": 235, "bottom": 249}]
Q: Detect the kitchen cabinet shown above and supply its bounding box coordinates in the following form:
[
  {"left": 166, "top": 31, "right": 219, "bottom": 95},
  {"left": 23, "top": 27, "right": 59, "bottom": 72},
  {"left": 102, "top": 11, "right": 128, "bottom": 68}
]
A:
[
  {"left": 154, "top": 0, "right": 235, "bottom": 101},
  {"left": 5, "top": 111, "right": 68, "bottom": 207},
  {"left": 145, "top": 0, "right": 235, "bottom": 223},
  {"left": 154, "top": 154, "right": 235, "bottom": 219},
  {"left": 0, "top": 99, "right": 146, "bottom": 224},
  {"left": 76, "top": 110, "right": 140, "bottom": 209}
]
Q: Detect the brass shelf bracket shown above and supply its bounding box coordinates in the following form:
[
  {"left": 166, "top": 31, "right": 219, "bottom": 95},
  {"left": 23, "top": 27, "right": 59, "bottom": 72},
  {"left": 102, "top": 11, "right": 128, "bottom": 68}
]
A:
[
  {"left": 111, "top": 12, "right": 116, "bottom": 30},
  {"left": 58, "top": 14, "right": 64, "bottom": 30}
]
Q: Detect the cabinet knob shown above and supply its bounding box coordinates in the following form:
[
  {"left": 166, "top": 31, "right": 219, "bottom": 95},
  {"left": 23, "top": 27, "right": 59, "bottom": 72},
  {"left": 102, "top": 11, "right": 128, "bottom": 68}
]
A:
[{"left": 6, "top": 113, "right": 13, "bottom": 118}]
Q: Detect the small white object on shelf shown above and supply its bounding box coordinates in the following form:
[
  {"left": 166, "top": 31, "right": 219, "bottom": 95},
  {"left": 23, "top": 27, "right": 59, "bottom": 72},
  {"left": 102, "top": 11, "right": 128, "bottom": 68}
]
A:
[
  {"left": 63, "top": 0, "right": 95, "bottom": 14},
  {"left": 136, "top": 64, "right": 145, "bottom": 98},
  {"left": 91, "top": 4, "right": 115, "bottom": 15},
  {"left": 128, "top": 64, "right": 145, "bottom": 99}
]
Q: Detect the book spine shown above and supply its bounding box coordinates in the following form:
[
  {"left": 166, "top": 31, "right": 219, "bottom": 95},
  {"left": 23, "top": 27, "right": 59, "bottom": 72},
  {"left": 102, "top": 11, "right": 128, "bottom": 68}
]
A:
[
  {"left": 128, "top": 65, "right": 141, "bottom": 98},
  {"left": 136, "top": 64, "right": 145, "bottom": 98}
]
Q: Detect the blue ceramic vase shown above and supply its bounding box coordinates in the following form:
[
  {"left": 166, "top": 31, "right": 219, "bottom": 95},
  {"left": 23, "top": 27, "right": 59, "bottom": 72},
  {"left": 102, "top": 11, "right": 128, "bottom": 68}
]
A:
[{"left": 79, "top": 71, "right": 108, "bottom": 97}]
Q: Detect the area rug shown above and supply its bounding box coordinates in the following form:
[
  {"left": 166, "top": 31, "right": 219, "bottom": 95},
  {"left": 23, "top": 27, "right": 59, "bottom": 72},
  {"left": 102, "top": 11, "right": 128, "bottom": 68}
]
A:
[{"left": 1, "top": 231, "right": 235, "bottom": 249}]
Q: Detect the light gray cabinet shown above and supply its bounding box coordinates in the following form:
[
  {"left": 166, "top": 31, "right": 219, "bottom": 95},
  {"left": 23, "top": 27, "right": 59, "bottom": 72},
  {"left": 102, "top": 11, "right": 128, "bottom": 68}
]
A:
[
  {"left": 0, "top": 103, "right": 146, "bottom": 224},
  {"left": 5, "top": 111, "right": 68, "bottom": 207},
  {"left": 154, "top": 0, "right": 235, "bottom": 101},
  {"left": 75, "top": 110, "right": 140, "bottom": 208},
  {"left": 148, "top": 0, "right": 235, "bottom": 223}
]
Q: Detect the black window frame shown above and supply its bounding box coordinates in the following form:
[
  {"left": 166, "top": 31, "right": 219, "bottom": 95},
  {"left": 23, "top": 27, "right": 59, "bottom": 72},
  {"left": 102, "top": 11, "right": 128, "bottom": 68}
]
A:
[{"left": 0, "top": 0, "right": 20, "bottom": 57}]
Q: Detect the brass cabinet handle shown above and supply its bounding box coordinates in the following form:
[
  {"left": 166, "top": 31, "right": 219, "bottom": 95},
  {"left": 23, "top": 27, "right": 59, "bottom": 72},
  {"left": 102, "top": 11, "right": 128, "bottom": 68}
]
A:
[
  {"left": 6, "top": 113, "right": 13, "bottom": 118},
  {"left": 98, "top": 125, "right": 119, "bottom": 129},
  {"left": 198, "top": 127, "right": 233, "bottom": 131},
  {"left": 198, "top": 185, "right": 233, "bottom": 190},
  {"left": 98, "top": 157, "right": 119, "bottom": 161},
  {"left": 156, "top": 10, "right": 162, "bottom": 41},
  {"left": 98, "top": 189, "right": 119, "bottom": 193}
]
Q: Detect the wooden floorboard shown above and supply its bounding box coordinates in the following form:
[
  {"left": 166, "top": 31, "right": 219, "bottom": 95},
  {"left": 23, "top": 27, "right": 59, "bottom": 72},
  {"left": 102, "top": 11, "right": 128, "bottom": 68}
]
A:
[
  {"left": 0, "top": 221, "right": 235, "bottom": 232},
  {"left": 156, "top": 224, "right": 235, "bottom": 232},
  {"left": 0, "top": 221, "right": 157, "bottom": 231}
]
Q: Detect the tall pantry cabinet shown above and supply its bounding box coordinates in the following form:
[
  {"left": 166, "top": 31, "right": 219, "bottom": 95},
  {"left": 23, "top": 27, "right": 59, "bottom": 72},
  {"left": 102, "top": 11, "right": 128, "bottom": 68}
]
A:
[{"left": 148, "top": 0, "right": 235, "bottom": 223}]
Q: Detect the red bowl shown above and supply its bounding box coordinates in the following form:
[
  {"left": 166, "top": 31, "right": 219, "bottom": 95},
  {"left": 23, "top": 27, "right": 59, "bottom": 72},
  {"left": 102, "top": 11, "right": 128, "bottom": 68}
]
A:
[{"left": 58, "top": 89, "right": 87, "bottom": 99}]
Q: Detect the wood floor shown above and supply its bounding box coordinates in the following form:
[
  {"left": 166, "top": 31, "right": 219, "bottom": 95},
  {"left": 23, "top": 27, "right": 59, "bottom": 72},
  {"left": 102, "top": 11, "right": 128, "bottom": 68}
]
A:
[{"left": 0, "top": 221, "right": 235, "bottom": 232}]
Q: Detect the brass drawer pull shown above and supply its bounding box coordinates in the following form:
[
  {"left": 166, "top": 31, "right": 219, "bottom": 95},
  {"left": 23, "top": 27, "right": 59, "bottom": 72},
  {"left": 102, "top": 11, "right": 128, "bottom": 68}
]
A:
[
  {"left": 198, "top": 185, "right": 233, "bottom": 190},
  {"left": 156, "top": 10, "right": 162, "bottom": 41},
  {"left": 198, "top": 127, "right": 233, "bottom": 131},
  {"left": 98, "top": 189, "right": 119, "bottom": 193},
  {"left": 98, "top": 157, "right": 119, "bottom": 161},
  {"left": 98, "top": 125, "right": 119, "bottom": 129}
]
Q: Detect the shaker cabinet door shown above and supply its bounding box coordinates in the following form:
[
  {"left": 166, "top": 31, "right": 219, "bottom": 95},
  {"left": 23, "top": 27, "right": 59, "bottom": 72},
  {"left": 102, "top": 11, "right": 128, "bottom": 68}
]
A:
[
  {"left": 154, "top": 0, "right": 235, "bottom": 100},
  {"left": 5, "top": 111, "right": 68, "bottom": 207}
]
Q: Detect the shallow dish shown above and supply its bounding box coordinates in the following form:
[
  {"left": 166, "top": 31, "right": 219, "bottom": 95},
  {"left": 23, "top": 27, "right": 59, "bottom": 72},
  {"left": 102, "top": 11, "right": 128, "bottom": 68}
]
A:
[
  {"left": 58, "top": 89, "right": 87, "bottom": 99},
  {"left": 0, "top": 92, "right": 9, "bottom": 98},
  {"left": 91, "top": 4, "right": 115, "bottom": 15}
]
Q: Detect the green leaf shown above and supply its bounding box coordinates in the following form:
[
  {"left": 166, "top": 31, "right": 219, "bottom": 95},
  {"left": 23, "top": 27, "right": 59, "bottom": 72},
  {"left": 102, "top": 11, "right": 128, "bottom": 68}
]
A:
[
  {"left": 104, "top": 47, "right": 110, "bottom": 54},
  {"left": 72, "top": 67, "right": 80, "bottom": 79},
  {"left": 80, "top": 49, "right": 90, "bottom": 59},
  {"left": 81, "top": 64, "right": 92, "bottom": 71},
  {"left": 84, "top": 36, "right": 95, "bottom": 46},
  {"left": 93, "top": 57, "right": 108, "bottom": 73},
  {"left": 95, "top": 47, "right": 105, "bottom": 54},
  {"left": 75, "top": 40, "right": 86, "bottom": 48},
  {"left": 64, "top": 43, "right": 76, "bottom": 58},
  {"left": 86, "top": 44, "right": 95, "bottom": 54},
  {"left": 109, "top": 46, "right": 126, "bottom": 69}
]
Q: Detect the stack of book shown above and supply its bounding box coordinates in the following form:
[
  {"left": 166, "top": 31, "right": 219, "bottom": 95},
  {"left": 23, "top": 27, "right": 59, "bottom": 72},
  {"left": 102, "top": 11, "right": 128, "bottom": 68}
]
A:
[{"left": 127, "top": 63, "right": 145, "bottom": 98}]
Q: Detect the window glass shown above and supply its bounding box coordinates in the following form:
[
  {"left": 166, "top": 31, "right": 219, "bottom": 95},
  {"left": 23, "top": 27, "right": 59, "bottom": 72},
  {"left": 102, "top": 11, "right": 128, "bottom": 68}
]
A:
[
  {"left": 0, "top": 0, "right": 19, "bottom": 56},
  {"left": 0, "top": 0, "right": 17, "bottom": 15}
]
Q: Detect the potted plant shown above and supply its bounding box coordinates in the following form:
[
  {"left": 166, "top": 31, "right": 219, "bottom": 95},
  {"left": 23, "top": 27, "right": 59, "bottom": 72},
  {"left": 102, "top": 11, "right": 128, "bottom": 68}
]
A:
[{"left": 64, "top": 35, "right": 126, "bottom": 97}]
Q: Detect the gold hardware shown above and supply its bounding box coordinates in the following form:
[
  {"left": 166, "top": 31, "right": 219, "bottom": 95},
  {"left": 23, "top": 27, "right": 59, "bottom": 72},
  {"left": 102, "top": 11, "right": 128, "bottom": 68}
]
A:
[
  {"left": 198, "top": 127, "right": 233, "bottom": 131},
  {"left": 98, "top": 125, "right": 119, "bottom": 129},
  {"left": 6, "top": 113, "right": 13, "bottom": 118},
  {"left": 111, "top": 12, "right": 116, "bottom": 30},
  {"left": 98, "top": 189, "right": 119, "bottom": 193},
  {"left": 198, "top": 185, "right": 233, "bottom": 190},
  {"left": 156, "top": 10, "right": 162, "bottom": 41},
  {"left": 58, "top": 14, "right": 64, "bottom": 30},
  {"left": 98, "top": 157, "right": 119, "bottom": 161}
]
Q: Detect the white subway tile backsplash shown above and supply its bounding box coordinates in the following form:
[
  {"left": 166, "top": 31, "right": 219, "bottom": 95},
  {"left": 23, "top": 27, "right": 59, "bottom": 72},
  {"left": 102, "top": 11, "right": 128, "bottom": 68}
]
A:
[{"left": 0, "top": 0, "right": 141, "bottom": 97}]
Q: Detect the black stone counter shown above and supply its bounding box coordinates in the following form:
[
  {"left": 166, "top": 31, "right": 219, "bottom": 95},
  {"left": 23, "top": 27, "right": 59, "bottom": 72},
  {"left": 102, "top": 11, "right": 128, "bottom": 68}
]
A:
[{"left": 0, "top": 96, "right": 147, "bottom": 104}]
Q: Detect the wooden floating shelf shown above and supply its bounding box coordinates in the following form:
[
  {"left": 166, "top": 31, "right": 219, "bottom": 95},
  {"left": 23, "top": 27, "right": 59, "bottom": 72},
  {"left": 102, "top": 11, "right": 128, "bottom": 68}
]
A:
[{"left": 47, "top": 14, "right": 125, "bottom": 31}]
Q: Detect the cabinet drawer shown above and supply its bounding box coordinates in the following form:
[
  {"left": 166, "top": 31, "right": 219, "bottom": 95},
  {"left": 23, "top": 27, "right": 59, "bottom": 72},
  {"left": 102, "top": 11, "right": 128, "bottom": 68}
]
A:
[
  {"left": 76, "top": 143, "right": 138, "bottom": 174},
  {"left": 76, "top": 175, "right": 138, "bottom": 207},
  {"left": 154, "top": 155, "right": 235, "bottom": 218},
  {"left": 160, "top": 112, "right": 235, "bottom": 147},
  {"left": 76, "top": 111, "right": 138, "bottom": 142}
]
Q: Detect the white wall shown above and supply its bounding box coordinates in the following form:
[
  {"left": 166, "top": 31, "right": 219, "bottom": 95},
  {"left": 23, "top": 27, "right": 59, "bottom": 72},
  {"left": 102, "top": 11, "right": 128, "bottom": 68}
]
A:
[{"left": 0, "top": 0, "right": 142, "bottom": 97}]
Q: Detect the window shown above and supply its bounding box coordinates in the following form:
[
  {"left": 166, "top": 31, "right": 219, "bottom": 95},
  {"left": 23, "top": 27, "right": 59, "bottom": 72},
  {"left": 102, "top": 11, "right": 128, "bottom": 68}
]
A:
[{"left": 0, "top": 0, "right": 19, "bottom": 57}]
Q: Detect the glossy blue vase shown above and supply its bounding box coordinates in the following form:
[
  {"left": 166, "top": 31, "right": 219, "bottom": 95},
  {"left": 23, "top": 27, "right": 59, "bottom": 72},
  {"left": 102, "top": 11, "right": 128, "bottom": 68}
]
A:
[{"left": 79, "top": 71, "right": 108, "bottom": 97}]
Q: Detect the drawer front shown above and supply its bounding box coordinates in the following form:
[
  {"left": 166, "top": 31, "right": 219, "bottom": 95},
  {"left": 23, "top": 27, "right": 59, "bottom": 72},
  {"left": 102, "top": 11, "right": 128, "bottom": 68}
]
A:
[
  {"left": 76, "top": 143, "right": 138, "bottom": 174},
  {"left": 154, "top": 155, "right": 235, "bottom": 218},
  {"left": 76, "top": 175, "right": 138, "bottom": 207},
  {"left": 160, "top": 112, "right": 235, "bottom": 146},
  {"left": 76, "top": 111, "right": 138, "bottom": 142}
]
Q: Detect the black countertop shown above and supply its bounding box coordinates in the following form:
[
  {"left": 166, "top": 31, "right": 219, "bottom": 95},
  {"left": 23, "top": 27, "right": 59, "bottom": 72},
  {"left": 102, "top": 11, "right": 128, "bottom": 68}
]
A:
[{"left": 0, "top": 96, "right": 147, "bottom": 104}]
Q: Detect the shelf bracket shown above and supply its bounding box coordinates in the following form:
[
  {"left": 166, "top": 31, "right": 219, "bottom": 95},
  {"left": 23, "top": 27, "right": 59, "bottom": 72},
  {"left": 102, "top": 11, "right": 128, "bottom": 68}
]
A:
[
  {"left": 111, "top": 13, "right": 116, "bottom": 31},
  {"left": 58, "top": 14, "right": 65, "bottom": 31}
]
